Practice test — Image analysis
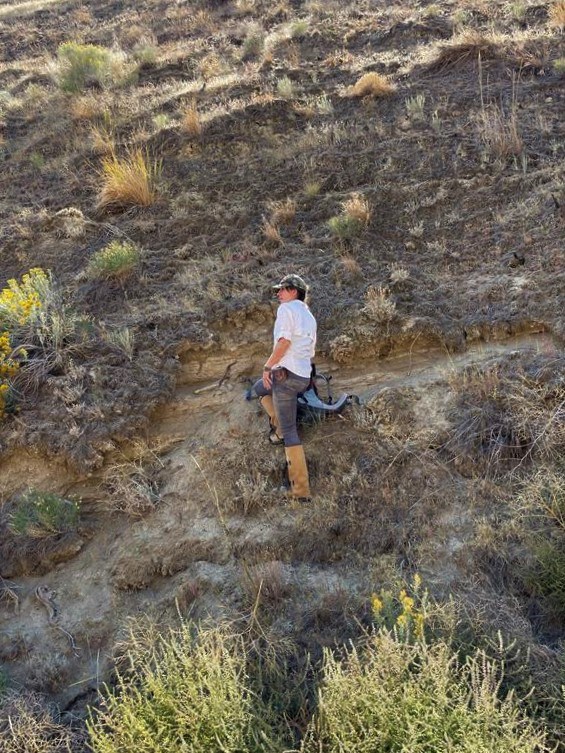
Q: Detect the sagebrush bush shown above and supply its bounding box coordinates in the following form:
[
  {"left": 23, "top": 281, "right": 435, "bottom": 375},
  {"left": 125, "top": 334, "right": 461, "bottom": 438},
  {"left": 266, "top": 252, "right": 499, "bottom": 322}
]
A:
[
  {"left": 57, "top": 42, "right": 112, "bottom": 93},
  {"left": 8, "top": 489, "right": 79, "bottom": 538},
  {"left": 0, "top": 332, "right": 19, "bottom": 419},
  {"left": 242, "top": 24, "right": 265, "bottom": 60},
  {"left": 0, "top": 268, "right": 51, "bottom": 418},
  {"left": 87, "top": 625, "right": 280, "bottom": 753},
  {"left": 0, "top": 268, "right": 50, "bottom": 331},
  {"left": 300, "top": 632, "right": 549, "bottom": 753},
  {"left": 87, "top": 241, "right": 140, "bottom": 280},
  {"left": 97, "top": 148, "right": 160, "bottom": 209}
]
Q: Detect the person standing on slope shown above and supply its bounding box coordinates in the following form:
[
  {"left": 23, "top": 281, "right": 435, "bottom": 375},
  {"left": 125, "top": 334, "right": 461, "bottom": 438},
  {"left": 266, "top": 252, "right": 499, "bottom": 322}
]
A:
[{"left": 253, "top": 274, "right": 317, "bottom": 499}]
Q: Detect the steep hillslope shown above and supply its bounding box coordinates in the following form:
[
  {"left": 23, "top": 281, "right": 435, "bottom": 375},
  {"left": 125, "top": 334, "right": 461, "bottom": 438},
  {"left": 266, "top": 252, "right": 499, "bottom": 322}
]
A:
[{"left": 0, "top": 0, "right": 564, "bottom": 748}]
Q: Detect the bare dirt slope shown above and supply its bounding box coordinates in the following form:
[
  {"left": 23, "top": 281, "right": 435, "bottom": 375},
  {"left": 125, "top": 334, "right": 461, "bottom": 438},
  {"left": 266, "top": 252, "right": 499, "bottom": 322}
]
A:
[{"left": 0, "top": 0, "right": 564, "bottom": 742}]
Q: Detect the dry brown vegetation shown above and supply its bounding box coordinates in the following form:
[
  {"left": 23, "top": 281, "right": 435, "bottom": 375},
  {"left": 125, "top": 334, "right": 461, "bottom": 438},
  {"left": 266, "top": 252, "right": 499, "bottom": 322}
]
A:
[
  {"left": 0, "top": 0, "right": 564, "bottom": 748},
  {"left": 349, "top": 71, "right": 396, "bottom": 97},
  {"left": 97, "top": 148, "right": 160, "bottom": 210}
]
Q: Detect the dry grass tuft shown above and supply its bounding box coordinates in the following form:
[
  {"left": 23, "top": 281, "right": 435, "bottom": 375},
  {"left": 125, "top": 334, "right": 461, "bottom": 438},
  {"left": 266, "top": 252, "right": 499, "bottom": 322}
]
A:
[
  {"left": 181, "top": 102, "right": 202, "bottom": 138},
  {"left": 262, "top": 218, "right": 284, "bottom": 246},
  {"left": 97, "top": 148, "right": 160, "bottom": 210},
  {"left": 243, "top": 560, "right": 292, "bottom": 608},
  {"left": 0, "top": 691, "right": 83, "bottom": 753},
  {"left": 549, "top": 0, "right": 565, "bottom": 29},
  {"left": 328, "top": 193, "right": 371, "bottom": 240},
  {"left": 90, "top": 125, "right": 115, "bottom": 155},
  {"left": 476, "top": 104, "right": 523, "bottom": 160},
  {"left": 267, "top": 197, "right": 296, "bottom": 225},
  {"left": 349, "top": 72, "right": 396, "bottom": 98},
  {"left": 445, "top": 353, "right": 565, "bottom": 475},
  {"left": 343, "top": 193, "right": 372, "bottom": 225},
  {"left": 362, "top": 285, "right": 397, "bottom": 323},
  {"left": 102, "top": 441, "right": 163, "bottom": 517},
  {"left": 70, "top": 94, "right": 101, "bottom": 121},
  {"left": 431, "top": 30, "right": 503, "bottom": 70},
  {"left": 338, "top": 254, "right": 363, "bottom": 280}
]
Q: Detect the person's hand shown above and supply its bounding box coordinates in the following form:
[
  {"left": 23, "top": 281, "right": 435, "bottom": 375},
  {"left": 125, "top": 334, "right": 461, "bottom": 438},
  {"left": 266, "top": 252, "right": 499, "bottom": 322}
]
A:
[{"left": 262, "top": 368, "right": 272, "bottom": 389}]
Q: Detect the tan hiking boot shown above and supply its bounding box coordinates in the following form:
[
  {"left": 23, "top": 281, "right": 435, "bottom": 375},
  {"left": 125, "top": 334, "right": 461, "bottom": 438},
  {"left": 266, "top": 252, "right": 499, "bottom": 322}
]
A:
[{"left": 284, "top": 445, "right": 310, "bottom": 499}]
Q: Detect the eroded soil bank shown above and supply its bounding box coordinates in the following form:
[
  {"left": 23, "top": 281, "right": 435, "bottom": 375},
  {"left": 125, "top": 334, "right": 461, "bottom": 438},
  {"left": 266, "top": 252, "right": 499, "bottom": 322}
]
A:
[{"left": 0, "top": 330, "right": 561, "bottom": 712}]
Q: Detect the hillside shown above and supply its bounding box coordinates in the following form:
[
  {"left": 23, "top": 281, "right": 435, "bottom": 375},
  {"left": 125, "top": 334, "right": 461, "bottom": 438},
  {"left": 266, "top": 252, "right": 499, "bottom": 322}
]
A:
[{"left": 0, "top": 0, "right": 564, "bottom": 750}]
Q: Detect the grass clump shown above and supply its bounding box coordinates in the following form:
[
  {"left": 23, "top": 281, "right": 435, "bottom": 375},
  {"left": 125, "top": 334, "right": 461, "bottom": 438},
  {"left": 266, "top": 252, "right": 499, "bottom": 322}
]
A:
[
  {"left": 242, "top": 24, "right": 265, "bottom": 60},
  {"left": 405, "top": 93, "right": 426, "bottom": 121},
  {"left": 0, "top": 691, "right": 81, "bottom": 753},
  {"left": 518, "top": 468, "right": 565, "bottom": 622},
  {"left": 299, "top": 631, "right": 549, "bottom": 753},
  {"left": 56, "top": 42, "right": 113, "bottom": 93},
  {"left": 445, "top": 353, "right": 565, "bottom": 474},
  {"left": 8, "top": 489, "right": 79, "bottom": 538},
  {"left": 529, "top": 539, "right": 565, "bottom": 621},
  {"left": 349, "top": 72, "right": 396, "bottom": 98},
  {"left": 87, "top": 624, "right": 280, "bottom": 753},
  {"left": 549, "top": 0, "right": 565, "bottom": 29},
  {"left": 362, "top": 285, "right": 397, "bottom": 323},
  {"left": 276, "top": 75, "right": 295, "bottom": 99},
  {"left": 87, "top": 241, "right": 140, "bottom": 281},
  {"left": 181, "top": 102, "right": 202, "bottom": 137},
  {"left": 328, "top": 193, "right": 371, "bottom": 240},
  {"left": 477, "top": 103, "right": 523, "bottom": 160},
  {"left": 554, "top": 57, "right": 565, "bottom": 75},
  {"left": 97, "top": 148, "right": 160, "bottom": 210}
]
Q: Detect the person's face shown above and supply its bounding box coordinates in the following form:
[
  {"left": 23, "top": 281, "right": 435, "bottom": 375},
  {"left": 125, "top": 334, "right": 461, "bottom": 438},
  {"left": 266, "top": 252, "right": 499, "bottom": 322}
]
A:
[{"left": 277, "top": 286, "right": 298, "bottom": 303}]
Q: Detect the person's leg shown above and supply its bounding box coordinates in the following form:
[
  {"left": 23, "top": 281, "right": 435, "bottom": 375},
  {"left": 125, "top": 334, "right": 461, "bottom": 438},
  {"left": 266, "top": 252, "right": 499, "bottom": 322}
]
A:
[
  {"left": 253, "top": 378, "right": 282, "bottom": 442},
  {"left": 273, "top": 372, "right": 311, "bottom": 498},
  {"left": 272, "top": 373, "right": 308, "bottom": 447}
]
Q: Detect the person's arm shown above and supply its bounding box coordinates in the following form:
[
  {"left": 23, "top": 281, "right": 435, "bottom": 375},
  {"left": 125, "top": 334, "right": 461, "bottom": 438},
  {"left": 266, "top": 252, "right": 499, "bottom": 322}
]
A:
[{"left": 262, "top": 337, "right": 291, "bottom": 389}]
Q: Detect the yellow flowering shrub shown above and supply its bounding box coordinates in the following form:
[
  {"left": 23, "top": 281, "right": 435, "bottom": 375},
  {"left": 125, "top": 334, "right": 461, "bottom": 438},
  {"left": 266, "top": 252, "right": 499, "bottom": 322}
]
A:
[
  {"left": 371, "top": 573, "right": 427, "bottom": 641},
  {"left": 0, "top": 331, "right": 20, "bottom": 419},
  {"left": 0, "top": 268, "right": 50, "bottom": 419},
  {"left": 0, "top": 267, "right": 50, "bottom": 331}
]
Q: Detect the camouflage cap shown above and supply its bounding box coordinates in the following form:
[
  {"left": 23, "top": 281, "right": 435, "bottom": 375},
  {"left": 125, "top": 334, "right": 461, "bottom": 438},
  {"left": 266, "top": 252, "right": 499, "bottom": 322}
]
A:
[{"left": 272, "top": 273, "right": 308, "bottom": 292}]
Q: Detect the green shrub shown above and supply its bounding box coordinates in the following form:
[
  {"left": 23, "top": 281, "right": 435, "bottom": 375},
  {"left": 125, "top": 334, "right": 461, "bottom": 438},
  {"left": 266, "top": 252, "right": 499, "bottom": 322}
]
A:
[
  {"left": 327, "top": 214, "right": 364, "bottom": 240},
  {"left": 8, "top": 489, "right": 79, "bottom": 538},
  {"left": 241, "top": 25, "right": 265, "bottom": 60},
  {"left": 276, "top": 76, "right": 295, "bottom": 99},
  {"left": 57, "top": 42, "right": 113, "bottom": 93},
  {"left": 87, "top": 625, "right": 280, "bottom": 753},
  {"left": 518, "top": 468, "right": 565, "bottom": 621},
  {"left": 0, "top": 667, "right": 7, "bottom": 697},
  {"left": 300, "top": 632, "right": 549, "bottom": 753},
  {"left": 554, "top": 57, "right": 565, "bottom": 75},
  {"left": 529, "top": 539, "right": 565, "bottom": 621},
  {"left": 87, "top": 241, "right": 140, "bottom": 280}
]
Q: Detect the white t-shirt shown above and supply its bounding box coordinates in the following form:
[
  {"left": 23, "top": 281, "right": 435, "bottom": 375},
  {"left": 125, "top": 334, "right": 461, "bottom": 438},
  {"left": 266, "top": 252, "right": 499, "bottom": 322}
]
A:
[{"left": 273, "top": 300, "right": 317, "bottom": 378}]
